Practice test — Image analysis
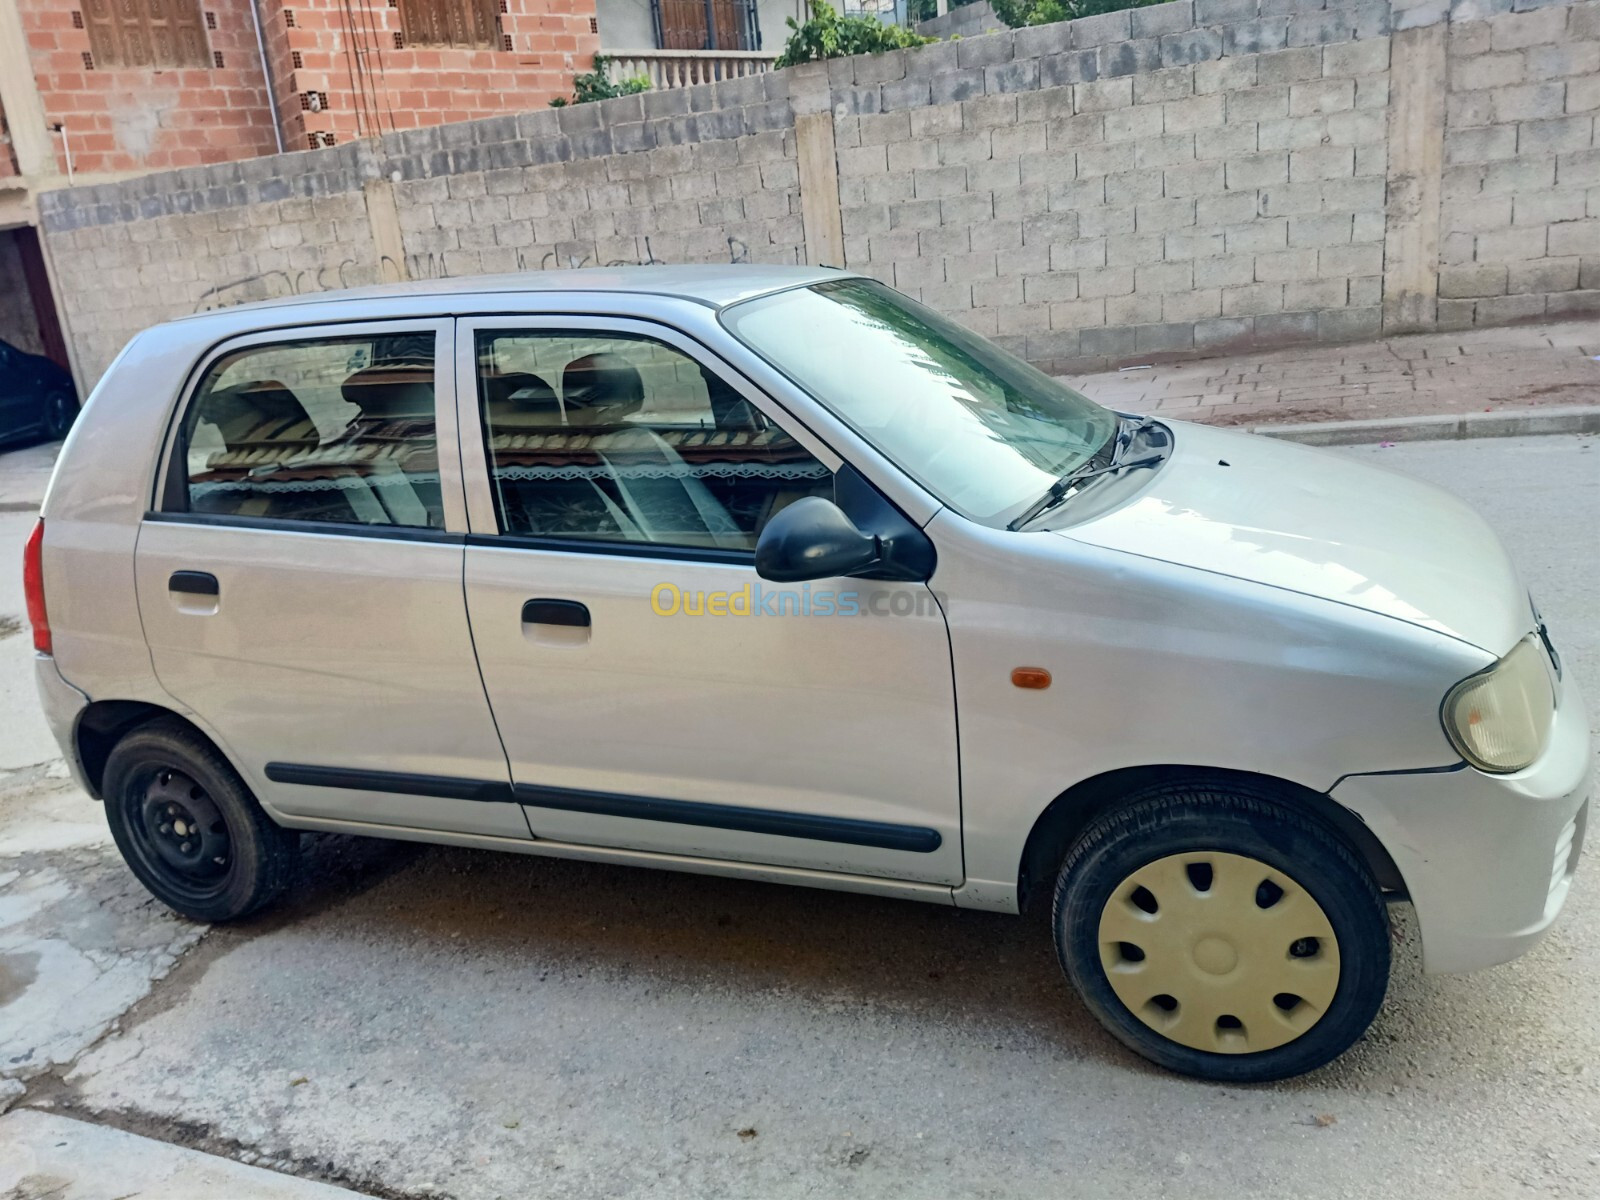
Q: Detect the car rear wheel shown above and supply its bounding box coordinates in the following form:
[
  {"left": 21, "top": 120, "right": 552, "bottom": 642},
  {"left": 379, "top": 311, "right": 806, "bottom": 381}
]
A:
[
  {"left": 102, "top": 719, "right": 297, "bottom": 921},
  {"left": 42, "top": 388, "right": 76, "bottom": 441},
  {"left": 1053, "top": 784, "right": 1390, "bottom": 1082}
]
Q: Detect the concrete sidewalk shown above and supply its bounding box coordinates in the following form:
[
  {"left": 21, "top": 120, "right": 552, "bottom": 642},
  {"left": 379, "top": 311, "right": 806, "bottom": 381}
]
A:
[
  {"left": 1066, "top": 318, "right": 1600, "bottom": 427},
  {"left": 0, "top": 1110, "right": 373, "bottom": 1198}
]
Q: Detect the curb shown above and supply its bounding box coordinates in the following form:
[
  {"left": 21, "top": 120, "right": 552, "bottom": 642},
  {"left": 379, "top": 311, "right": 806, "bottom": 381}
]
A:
[{"left": 1249, "top": 404, "right": 1600, "bottom": 447}]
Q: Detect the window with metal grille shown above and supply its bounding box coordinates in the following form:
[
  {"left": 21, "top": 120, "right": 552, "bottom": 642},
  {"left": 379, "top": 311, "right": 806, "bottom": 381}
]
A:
[
  {"left": 396, "top": 0, "right": 500, "bottom": 48},
  {"left": 82, "top": 0, "right": 211, "bottom": 69}
]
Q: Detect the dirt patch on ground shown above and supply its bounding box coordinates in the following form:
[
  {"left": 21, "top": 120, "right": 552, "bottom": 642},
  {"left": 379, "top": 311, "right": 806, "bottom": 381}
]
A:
[
  {"left": 1519, "top": 383, "right": 1600, "bottom": 401},
  {"left": 1201, "top": 405, "right": 1349, "bottom": 427}
]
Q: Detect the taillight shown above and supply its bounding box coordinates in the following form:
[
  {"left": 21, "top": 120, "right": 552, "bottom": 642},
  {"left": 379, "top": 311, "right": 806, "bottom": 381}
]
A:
[{"left": 23, "top": 519, "right": 50, "bottom": 655}]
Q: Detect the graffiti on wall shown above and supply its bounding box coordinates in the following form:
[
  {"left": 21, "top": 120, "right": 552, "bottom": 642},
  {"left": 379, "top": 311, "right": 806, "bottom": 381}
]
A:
[
  {"left": 193, "top": 259, "right": 362, "bottom": 313},
  {"left": 401, "top": 234, "right": 750, "bottom": 283},
  {"left": 192, "top": 232, "right": 754, "bottom": 316}
]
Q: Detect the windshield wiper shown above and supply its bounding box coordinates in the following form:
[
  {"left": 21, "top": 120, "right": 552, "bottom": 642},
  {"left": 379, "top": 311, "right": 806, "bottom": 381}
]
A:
[{"left": 1006, "top": 452, "right": 1166, "bottom": 531}]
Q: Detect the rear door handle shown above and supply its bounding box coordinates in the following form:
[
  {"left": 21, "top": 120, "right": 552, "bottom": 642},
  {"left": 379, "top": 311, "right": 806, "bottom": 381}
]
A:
[
  {"left": 169, "top": 571, "right": 219, "bottom": 596},
  {"left": 521, "top": 598, "right": 590, "bottom": 627}
]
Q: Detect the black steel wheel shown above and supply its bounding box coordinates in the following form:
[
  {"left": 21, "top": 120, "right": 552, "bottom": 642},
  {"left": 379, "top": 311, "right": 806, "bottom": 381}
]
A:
[{"left": 103, "top": 718, "right": 297, "bottom": 921}]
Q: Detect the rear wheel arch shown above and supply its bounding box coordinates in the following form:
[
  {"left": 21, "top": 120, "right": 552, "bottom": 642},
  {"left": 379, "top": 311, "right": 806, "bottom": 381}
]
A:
[
  {"left": 76, "top": 700, "right": 225, "bottom": 800},
  {"left": 1015, "top": 765, "right": 1405, "bottom": 914}
]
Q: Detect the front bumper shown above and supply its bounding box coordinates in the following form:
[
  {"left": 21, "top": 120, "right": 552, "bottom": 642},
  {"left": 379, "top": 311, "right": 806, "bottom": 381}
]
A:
[
  {"left": 33, "top": 652, "right": 93, "bottom": 796},
  {"left": 1331, "top": 668, "right": 1591, "bottom": 975}
]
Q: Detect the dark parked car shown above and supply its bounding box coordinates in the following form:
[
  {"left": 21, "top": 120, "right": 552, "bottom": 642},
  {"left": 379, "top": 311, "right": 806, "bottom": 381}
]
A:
[{"left": 0, "top": 339, "right": 77, "bottom": 444}]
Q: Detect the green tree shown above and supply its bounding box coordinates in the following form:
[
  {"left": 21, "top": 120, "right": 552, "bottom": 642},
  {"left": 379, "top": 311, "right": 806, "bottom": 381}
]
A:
[
  {"left": 549, "top": 54, "right": 651, "bottom": 107},
  {"left": 774, "top": 1, "right": 935, "bottom": 68}
]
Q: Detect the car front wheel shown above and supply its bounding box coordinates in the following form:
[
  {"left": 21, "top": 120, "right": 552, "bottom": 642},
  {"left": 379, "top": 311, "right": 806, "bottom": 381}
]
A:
[{"left": 1053, "top": 784, "right": 1390, "bottom": 1082}]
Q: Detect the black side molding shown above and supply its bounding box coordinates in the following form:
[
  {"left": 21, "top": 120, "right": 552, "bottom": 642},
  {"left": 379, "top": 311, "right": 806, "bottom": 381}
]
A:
[
  {"left": 264, "top": 763, "right": 510, "bottom": 804},
  {"left": 262, "top": 763, "right": 943, "bottom": 853},
  {"left": 516, "top": 783, "right": 942, "bottom": 853}
]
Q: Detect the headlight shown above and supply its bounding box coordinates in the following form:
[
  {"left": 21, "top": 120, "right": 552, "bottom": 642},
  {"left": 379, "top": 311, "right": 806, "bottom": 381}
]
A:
[{"left": 1441, "top": 636, "right": 1556, "bottom": 773}]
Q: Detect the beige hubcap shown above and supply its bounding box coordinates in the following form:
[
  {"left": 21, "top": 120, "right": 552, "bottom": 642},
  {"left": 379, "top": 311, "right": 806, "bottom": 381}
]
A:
[{"left": 1097, "top": 851, "right": 1341, "bottom": 1054}]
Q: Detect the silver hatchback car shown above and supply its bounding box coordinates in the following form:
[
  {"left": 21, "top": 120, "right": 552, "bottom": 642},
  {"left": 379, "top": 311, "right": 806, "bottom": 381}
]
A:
[{"left": 29, "top": 266, "right": 1590, "bottom": 1082}]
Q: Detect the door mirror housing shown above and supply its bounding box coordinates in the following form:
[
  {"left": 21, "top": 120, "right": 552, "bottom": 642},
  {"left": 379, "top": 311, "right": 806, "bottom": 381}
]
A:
[{"left": 755, "top": 497, "right": 881, "bottom": 582}]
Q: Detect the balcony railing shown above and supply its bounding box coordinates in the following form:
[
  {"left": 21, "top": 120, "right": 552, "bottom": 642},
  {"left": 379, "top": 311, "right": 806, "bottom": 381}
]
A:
[{"left": 605, "top": 49, "right": 779, "bottom": 91}]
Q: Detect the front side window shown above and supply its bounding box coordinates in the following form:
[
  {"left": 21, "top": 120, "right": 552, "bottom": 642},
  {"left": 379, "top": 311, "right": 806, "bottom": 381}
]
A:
[
  {"left": 722, "top": 279, "right": 1119, "bottom": 527},
  {"left": 181, "top": 333, "right": 444, "bottom": 529},
  {"left": 476, "top": 330, "right": 832, "bottom": 552}
]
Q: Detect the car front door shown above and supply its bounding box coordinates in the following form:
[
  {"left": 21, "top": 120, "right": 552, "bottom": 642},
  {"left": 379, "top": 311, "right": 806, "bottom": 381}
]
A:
[
  {"left": 134, "top": 319, "right": 527, "bottom": 840},
  {"left": 457, "top": 315, "right": 963, "bottom": 886}
]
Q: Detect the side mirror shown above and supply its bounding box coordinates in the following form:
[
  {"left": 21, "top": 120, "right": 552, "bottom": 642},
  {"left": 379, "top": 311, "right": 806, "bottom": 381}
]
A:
[{"left": 755, "top": 497, "right": 881, "bottom": 583}]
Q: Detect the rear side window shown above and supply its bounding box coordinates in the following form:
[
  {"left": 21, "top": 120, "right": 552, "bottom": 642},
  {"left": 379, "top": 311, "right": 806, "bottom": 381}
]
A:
[{"left": 179, "top": 333, "right": 443, "bottom": 529}]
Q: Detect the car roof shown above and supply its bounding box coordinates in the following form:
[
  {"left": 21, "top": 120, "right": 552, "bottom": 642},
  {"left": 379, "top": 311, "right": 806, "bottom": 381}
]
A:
[{"left": 170, "top": 264, "right": 850, "bottom": 323}]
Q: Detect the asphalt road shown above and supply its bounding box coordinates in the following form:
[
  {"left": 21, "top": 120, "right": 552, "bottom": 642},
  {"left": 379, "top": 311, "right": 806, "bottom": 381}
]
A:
[{"left": 2, "top": 434, "right": 1598, "bottom": 1199}]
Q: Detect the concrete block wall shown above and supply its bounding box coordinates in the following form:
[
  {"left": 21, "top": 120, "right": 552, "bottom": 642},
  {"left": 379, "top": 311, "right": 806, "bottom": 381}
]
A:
[
  {"left": 38, "top": 69, "right": 808, "bottom": 385},
  {"left": 1437, "top": 1, "right": 1600, "bottom": 327},
  {"left": 833, "top": 13, "right": 1396, "bottom": 369},
  {"left": 45, "top": 168, "right": 382, "bottom": 379},
  {"left": 35, "top": 0, "right": 1600, "bottom": 390},
  {"left": 387, "top": 96, "right": 805, "bottom": 283}
]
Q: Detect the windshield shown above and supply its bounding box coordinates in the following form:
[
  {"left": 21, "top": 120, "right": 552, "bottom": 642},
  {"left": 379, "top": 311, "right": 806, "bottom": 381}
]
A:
[{"left": 721, "top": 279, "right": 1118, "bottom": 526}]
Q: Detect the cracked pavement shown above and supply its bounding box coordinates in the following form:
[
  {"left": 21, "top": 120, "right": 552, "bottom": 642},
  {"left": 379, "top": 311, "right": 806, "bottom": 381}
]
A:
[
  {"left": 0, "top": 437, "right": 1596, "bottom": 1199},
  {"left": 0, "top": 505, "right": 207, "bottom": 1116}
]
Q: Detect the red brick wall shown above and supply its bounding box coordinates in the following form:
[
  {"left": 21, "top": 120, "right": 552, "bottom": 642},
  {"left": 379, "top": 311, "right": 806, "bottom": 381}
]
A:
[
  {"left": 271, "top": 0, "right": 601, "bottom": 151},
  {"left": 16, "top": 0, "right": 279, "bottom": 175},
  {"left": 12, "top": 0, "right": 599, "bottom": 175}
]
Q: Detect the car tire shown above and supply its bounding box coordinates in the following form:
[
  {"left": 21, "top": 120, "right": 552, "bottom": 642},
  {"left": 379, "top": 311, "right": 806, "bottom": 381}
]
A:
[
  {"left": 102, "top": 718, "right": 298, "bottom": 922},
  {"left": 1053, "top": 782, "right": 1390, "bottom": 1082},
  {"left": 42, "top": 388, "right": 77, "bottom": 441}
]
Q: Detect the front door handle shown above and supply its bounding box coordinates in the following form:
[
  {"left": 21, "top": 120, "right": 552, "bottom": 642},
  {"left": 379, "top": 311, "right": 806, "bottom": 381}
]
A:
[
  {"left": 170, "top": 571, "right": 219, "bottom": 596},
  {"left": 522, "top": 598, "right": 590, "bottom": 627}
]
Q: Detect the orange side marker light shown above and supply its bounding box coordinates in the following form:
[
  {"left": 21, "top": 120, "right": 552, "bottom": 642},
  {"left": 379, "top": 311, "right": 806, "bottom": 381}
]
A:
[{"left": 1011, "top": 667, "right": 1052, "bottom": 690}]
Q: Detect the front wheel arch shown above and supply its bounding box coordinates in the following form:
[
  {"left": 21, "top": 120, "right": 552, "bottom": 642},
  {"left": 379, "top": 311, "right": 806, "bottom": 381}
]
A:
[{"left": 1016, "top": 765, "right": 1406, "bottom": 915}]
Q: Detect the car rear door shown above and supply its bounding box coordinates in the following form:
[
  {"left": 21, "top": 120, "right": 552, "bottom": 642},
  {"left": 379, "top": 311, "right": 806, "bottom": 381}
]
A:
[
  {"left": 455, "top": 314, "right": 963, "bottom": 887},
  {"left": 134, "top": 318, "right": 527, "bottom": 840}
]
